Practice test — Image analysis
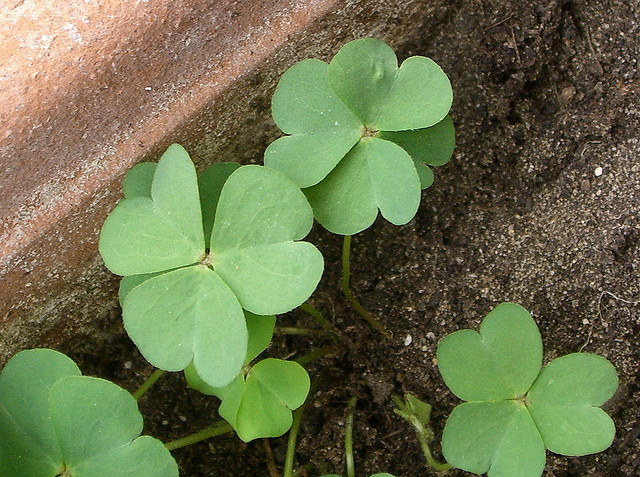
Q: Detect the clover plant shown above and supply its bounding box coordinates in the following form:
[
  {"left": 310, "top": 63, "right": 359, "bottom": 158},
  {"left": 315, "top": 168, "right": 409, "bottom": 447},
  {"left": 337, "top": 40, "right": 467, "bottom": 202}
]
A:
[
  {"left": 437, "top": 303, "right": 619, "bottom": 477},
  {"left": 184, "top": 311, "right": 311, "bottom": 442},
  {"left": 0, "top": 349, "right": 177, "bottom": 477},
  {"left": 1, "top": 37, "right": 622, "bottom": 477},
  {"left": 393, "top": 393, "right": 451, "bottom": 472},
  {"left": 265, "top": 38, "right": 455, "bottom": 235},
  {"left": 99, "top": 144, "right": 324, "bottom": 388}
]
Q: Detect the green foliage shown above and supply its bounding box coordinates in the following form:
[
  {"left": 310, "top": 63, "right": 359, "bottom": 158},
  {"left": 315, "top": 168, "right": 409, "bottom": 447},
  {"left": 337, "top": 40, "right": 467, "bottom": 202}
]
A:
[
  {"left": 185, "top": 313, "right": 310, "bottom": 442},
  {"left": 394, "top": 393, "right": 432, "bottom": 429},
  {"left": 0, "top": 349, "right": 177, "bottom": 477},
  {"left": 99, "top": 145, "right": 323, "bottom": 388},
  {"left": 214, "top": 358, "right": 310, "bottom": 442},
  {"left": 265, "top": 38, "right": 454, "bottom": 235},
  {"left": 437, "top": 303, "right": 619, "bottom": 477}
]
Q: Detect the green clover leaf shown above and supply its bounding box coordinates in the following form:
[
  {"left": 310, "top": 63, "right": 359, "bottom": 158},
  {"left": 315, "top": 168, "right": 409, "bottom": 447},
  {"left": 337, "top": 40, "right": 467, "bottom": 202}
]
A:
[
  {"left": 264, "top": 58, "right": 363, "bottom": 189},
  {"left": 184, "top": 314, "right": 309, "bottom": 442},
  {"left": 527, "top": 353, "right": 618, "bottom": 456},
  {"left": 437, "top": 303, "right": 618, "bottom": 477},
  {"left": 100, "top": 146, "right": 323, "bottom": 388},
  {"left": 0, "top": 349, "right": 177, "bottom": 477},
  {"left": 265, "top": 38, "right": 454, "bottom": 235},
  {"left": 328, "top": 38, "right": 452, "bottom": 131},
  {"left": 100, "top": 144, "right": 205, "bottom": 275},
  {"left": 192, "top": 358, "right": 310, "bottom": 442}
]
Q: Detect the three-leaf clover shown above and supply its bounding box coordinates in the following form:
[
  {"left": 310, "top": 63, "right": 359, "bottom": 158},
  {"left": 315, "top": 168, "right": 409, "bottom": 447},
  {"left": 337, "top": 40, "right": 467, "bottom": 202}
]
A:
[
  {"left": 265, "top": 38, "right": 454, "bottom": 235},
  {"left": 185, "top": 313, "right": 310, "bottom": 442},
  {"left": 0, "top": 349, "right": 177, "bottom": 477},
  {"left": 99, "top": 144, "right": 323, "bottom": 388},
  {"left": 437, "top": 303, "right": 619, "bottom": 477}
]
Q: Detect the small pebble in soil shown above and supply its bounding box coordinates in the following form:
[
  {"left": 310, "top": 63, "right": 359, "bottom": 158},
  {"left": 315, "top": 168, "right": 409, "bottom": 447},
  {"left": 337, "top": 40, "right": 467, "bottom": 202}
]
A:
[
  {"left": 426, "top": 332, "right": 436, "bottom": 340},
  {"left": 582, "top": 318, "right": 590, "bottom": 325},
  {"left": 179, "top": 415, "right": 187, "bottom": 422},
  {"left": 124, "top": 361, "right": 132, "bottom": 369},
  {"left": 404, "top": 334, "right": 412, "bottom": 346},
  {"left": 595, "top": 166, "right": 603, "bottom": 176}
]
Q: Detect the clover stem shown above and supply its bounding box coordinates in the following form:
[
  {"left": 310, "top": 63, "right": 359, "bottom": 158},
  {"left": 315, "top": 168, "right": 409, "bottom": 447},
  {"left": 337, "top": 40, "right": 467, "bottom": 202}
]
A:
[
  {"left": 342, "top": 235, "right": 392, "bottom": 338},
  {"left": 132, "top": 368, "right": 165, "bottom": 400},
  {"left": 391, "top": 394, "right": 452, "bottom": 473},
  {"left": 345, "top": 396, "right": 358, "bottom": 477},
  {"left": 294, "top": 345, "right": 341, "bottom": 367},
  {"left": 299, "top": 302, "right": 340, "bottom": 342},
  {"left": 164, "top": 420, "right": 233, "bottom": 451},
  {"left": 276, "top": 326, "right": 333, "bottom": 337},
  {"left": 283, "top": 380, "right": 317, "bottom": 477}
]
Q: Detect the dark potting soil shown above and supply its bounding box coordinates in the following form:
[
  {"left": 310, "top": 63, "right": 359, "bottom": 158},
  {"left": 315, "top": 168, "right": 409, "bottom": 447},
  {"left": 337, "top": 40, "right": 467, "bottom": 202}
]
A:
[{"left": 63, "top": 0, "right": 639, "bottom": 475}]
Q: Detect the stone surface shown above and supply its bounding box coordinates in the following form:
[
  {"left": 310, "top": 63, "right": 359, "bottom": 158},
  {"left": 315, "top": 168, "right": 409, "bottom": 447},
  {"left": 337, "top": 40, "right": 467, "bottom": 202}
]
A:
[{"left": 0, "top": 0, "right": 450, "bottom": 363}]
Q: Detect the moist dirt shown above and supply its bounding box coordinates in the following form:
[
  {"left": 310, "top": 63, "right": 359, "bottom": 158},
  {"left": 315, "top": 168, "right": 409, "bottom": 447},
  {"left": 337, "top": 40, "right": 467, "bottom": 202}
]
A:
[{"left": 61, "top": 0, "right": 639, "bottom": 475}]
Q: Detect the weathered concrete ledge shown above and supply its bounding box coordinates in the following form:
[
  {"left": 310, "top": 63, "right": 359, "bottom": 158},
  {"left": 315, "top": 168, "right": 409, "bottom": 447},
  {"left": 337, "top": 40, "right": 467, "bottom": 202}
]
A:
[{"left": 0, "top": 0, "right": 450, "bottom": 364}]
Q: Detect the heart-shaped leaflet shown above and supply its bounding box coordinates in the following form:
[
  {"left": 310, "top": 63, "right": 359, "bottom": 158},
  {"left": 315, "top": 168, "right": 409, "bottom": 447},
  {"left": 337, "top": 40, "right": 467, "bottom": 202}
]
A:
[
  {"left": 265, "top": 38, "right": 454, "bottom": 235},
  {"left": 100, "top": 146, "right": 323, "bottom": 388},
  {"left": 437, "top": 303, "right": 618, "bottom": 477},
  {"left": 0, "top": 349, "right": 177, "bottom": 477}
]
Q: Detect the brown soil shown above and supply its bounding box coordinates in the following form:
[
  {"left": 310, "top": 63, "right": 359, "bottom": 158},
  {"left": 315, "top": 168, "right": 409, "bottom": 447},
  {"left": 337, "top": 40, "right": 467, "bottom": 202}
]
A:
[{"left": 60, "top": 0, "right": 639, "bottom": 476}]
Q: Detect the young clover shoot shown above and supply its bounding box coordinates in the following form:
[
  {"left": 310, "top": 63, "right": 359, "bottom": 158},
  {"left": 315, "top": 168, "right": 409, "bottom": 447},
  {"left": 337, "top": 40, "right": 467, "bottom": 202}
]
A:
[
  {"left": 184, "top": 312, "right": 311, "bottom": 442},
  {"left": 393, "top": 393, "right": 451, "bottom": 472},
  {"left": 99, "top": 144, "right": 324, "bottom": 389},
  {"left": 437, "top": 303, "right": 619, "bottom": 477},
  {"left": 265, "top": 38, "right": 455, "bottom": 235},
  {"left": 0, "top": 349, "right": 177, "bottom": 477}
]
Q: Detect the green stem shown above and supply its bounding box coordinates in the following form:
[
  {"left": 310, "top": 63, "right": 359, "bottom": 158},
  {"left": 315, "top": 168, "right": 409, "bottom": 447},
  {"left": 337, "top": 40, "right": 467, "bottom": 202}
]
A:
[
  {"left": 276, "top": 326, "right": 332, "bottom": 337},
  {"left": 164, "top": 421, "right": 233, "bottom": 451},
  {"left": 391, "top": 395, "right": 451, "bottom": 473},
  {"left": 132, "top": 368, "right": 165, "bottom": 401},
  {"left": 341, "top": 235, "right": 392, "bottom": 338},
  {"left": 294, "top": 345, "right": 340, "bottom": 367},
  {"left": 283, "top": 382, "right": 316, "bottom": 477},
  {"left": 299, "top": 302, "right": 340, "bottom": 342},
  {"left": 345, "top": 396, "right": 358, "bottom": 477},
  {"left": 416, "top": 429, "right": 452, "bottom": 472}
]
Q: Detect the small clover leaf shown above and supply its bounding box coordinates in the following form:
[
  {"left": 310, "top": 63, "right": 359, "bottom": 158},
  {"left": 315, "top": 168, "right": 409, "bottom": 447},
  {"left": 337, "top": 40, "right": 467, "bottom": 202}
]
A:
[
  {"left": 265, "top": 38, "right": 454, "bottom": 235},
  {"left": 437, "top": 303, "right": 619, "bottom": 477},
  {"left": 265, "top": 58, "right": 363, "bottom": 189},
  {"left": 209, "top": 359, "right": 310, "bottom": 442},
  {"left": 100, "top": 147, "right": 323, "bottom": 388},
  {"left": 328, "top": 38, "right": 452, "bottom": 131},
  {"left": 0, "top": 349, "right": 177, "bottom": 477},
  {"left": 210, "top": 165, "right": 324, "bottom": 315},
  {"left": 304, "top": 137, "right": 421, "bottom": 235},
  {"left": 100, "top": 144, "right": 205, "bottom": 275},
  {"left": 527, "top": 353, "right": 618, "bottom": 456},
  {"left": 437, "top": 302, "right": 543, "bottom": 401}
]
